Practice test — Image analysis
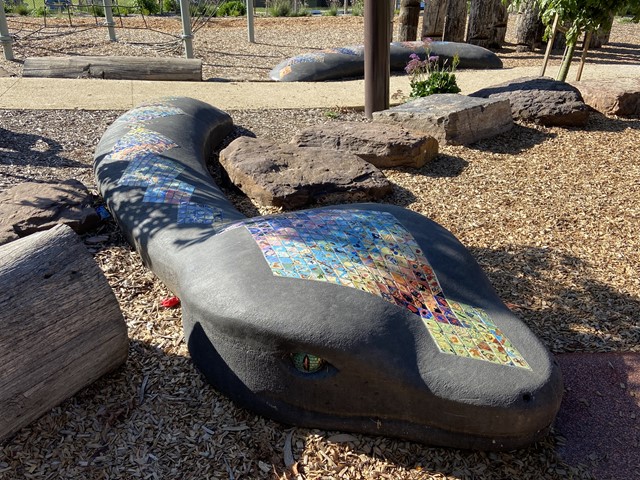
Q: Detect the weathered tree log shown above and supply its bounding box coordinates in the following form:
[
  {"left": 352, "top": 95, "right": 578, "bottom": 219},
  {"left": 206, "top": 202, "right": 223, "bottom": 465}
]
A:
[
  {"left": 514, "top": 0, "right": 544, "bottom": 52},
  {"left": 421, "top": 0, "right": 446, "bottom": 39},
  {"left": 488, "top": 0, "right": 509, "bottom": 48},
  {"left": 0, "top": 224, "right": 128, "bottom": 442},
  {"left": 443, "top": 0, "right": 467, "bottom": 42},
  {"left": 23, "top": 56, "right": 202, "bottom": 81},
  {"left": 398, "top": 0, "right": 421, "bottom": 41},
  {"left": 589, "top": 13, "right": 614, "bottom": 49},
  {"left": 467, "top": 0, "right": 495, "bottom": 47}
]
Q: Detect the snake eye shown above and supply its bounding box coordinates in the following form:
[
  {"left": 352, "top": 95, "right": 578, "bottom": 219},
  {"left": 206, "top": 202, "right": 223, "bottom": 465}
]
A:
[{"left": 291, "top": 353, "right": 325, "bottom": 373}]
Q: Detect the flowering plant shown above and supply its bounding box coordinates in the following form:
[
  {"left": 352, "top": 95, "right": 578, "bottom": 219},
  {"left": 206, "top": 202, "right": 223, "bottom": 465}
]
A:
[{"left": 405, "top": 39, "right": 461, "bottom": 99}]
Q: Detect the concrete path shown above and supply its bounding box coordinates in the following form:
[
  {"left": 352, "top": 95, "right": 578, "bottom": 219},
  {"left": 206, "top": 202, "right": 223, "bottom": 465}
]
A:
[{"left": 1, "top": 64, "right": 638, "bottom": 110}]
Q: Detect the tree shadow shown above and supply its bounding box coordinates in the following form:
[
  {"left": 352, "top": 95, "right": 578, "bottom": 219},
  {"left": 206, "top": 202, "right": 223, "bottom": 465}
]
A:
[
  {"left": 467, "top": 123, "right": 556, "bottom": 154},
  {"left": 0, "top": 127, "right": 86, "bottom": 168}
]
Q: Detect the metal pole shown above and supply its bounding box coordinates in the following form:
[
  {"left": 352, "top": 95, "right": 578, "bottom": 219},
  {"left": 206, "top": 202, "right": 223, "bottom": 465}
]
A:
[
  {"left": 179, "top": 0, "right": 194, "bottom": 58},
  {"left": 247, "top": 0, "right": 255, "bottom": 43},
  {"left": 364, "top": 0, "right": 390, "bottom": 119},
  {"left": 0, "top": 0, "right": 15, "bottom": 60},
  {"left": 102, "top": 0, "right": 117, "bottom": 41}
]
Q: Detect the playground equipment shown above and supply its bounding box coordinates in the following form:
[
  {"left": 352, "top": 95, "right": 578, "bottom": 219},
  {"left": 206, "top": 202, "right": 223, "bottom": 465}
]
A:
[{"left": 94, "top": 97, "right": 564, "bottom": 450}]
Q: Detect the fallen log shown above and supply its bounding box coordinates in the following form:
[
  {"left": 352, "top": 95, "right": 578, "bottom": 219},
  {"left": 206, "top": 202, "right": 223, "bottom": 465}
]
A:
[
  {"left": 0, "top": 224, "right": 128, "bottom": 442},
  {"left": 23, "top": 56, "right": 202, "bottom": 81}
]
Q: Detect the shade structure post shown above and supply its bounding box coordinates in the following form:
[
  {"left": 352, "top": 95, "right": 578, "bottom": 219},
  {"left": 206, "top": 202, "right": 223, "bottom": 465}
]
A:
[
  {"left": 179, "top": 0, "right": 194, "bottom": 58},
  {"left": 365, "top": 0, "right": 391, "bottom": 119},
  {"left": 0, "top": 0, "right": 15, "bottom": 60},
  {"left": 102, "top": 0, "right": 117, "bottom": 42}
]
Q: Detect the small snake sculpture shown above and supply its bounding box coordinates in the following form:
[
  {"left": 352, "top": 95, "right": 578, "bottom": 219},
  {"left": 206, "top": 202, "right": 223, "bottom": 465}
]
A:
[{"left": 94, "top": 97, "right": 563, "bottom": 451}]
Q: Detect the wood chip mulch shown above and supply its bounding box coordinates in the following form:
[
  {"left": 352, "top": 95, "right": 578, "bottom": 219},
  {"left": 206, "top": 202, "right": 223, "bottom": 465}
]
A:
[{"left": 1, "top": 13, "right": 639, "bottom": 480}]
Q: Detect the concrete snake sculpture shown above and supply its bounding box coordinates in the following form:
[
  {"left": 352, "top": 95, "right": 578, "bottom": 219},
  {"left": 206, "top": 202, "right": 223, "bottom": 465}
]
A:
[{"left": 94, "top": 97, "right": 563, "bottom": 450}]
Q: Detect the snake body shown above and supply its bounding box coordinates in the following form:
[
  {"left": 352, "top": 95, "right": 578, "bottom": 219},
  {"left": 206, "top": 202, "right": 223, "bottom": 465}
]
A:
[{"left": 94, "top": 97, "right": 563, "bottom": 450}]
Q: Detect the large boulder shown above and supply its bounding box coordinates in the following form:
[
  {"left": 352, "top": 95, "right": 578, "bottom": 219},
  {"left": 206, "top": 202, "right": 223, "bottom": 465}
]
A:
[
  {"left": 470, "top": 76, "right": 590, "bottom": 127},
  {"left": 0, "top": 179, "right": 100, "bottom": 246},
  {"left": 290, "top": 121, "right": 439, "bottom": 169},
  {"left": 219, "top": 137, "right": 392, "bottom": 209},
  {"left": 573, "top": 77, "right": 640, "bottom": 117},
  {"left": 372, "top": 94, "right": 513, "bottom": 146}
]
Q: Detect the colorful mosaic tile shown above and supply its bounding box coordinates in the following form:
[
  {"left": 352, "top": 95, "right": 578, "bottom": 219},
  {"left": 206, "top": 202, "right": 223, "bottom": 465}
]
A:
[
  {"left": 177, "top": 202, "right": 224, "bottom": 225},
  {"left": 279, "top": 65, "right": 292, "bottom": 79},
  {"left": 325, "top": 46, "right": 364, "bottom": 56},
  {"left": 286, "top": 53, "right": 326, "bottom": 66},
  {"left": 109, "top": 126, "right": 178, "bottom": 161},
  {"left": 118, "top": 153, "right": 184, "bottom": 187},
  {"left": 114, "top": 105, "right": 186, "bottom": 125},
  {"left": 143, "top": 177, "right": 194, "bottom": 205},
  {"left": 232, "top": 209, "right": 529, "bottom": 369}
]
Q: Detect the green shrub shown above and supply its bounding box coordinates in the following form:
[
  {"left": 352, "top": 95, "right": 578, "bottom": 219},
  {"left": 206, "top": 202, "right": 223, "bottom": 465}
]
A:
[
  {"left": 163, "top": 0, "right": 179, "bottom": 13},
  {"left": 351, "top": 0, "right": 363, "bottom": 16},
  {"left": 134, "top": 0, "right": 159, "bottom": 15},
  {"left": 289, "top": 6, "right": 310, "bottom": 16},
  {"left": 405, "top": 40, "right": 460, "bottom": 99},
  {"left": 90, "top": 4, "right": 105, "bottom": 16},
  {"left": 217, "top": 0, "right": 246, "bottom": 16},
  {"left": 32, "top": 5, "right": 47, "bottom": 16},
  {"left": 14, "top": 3, "right": 32, "bottom": 14},
  {"left": 269, "top": 0, "right": 291, "bottom": 16}
]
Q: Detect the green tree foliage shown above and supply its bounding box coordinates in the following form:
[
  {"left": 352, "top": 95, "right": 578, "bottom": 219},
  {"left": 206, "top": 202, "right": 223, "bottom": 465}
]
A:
[{"left": 508, "top": 0, "right": 640, "bottom": 80}]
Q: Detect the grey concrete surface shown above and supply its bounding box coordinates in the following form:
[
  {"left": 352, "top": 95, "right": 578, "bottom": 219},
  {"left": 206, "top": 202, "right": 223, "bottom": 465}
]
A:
[{"left": 1, "top": 64, "right": 638, "bottom": 111}]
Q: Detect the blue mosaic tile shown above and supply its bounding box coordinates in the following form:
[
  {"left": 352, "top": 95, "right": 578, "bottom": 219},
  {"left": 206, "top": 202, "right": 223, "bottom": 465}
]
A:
[
  {"left": 177, "top": 202, "right": 224, "bottom": 225},
  {"left": 142, "top": 177, "right": 195, "bottom": 205},
  {"left": 114, "top": 105, "right": 186, "bottom": 125},
  {"left": 118, "top": 153, "right": 184, "bottom": 187}
]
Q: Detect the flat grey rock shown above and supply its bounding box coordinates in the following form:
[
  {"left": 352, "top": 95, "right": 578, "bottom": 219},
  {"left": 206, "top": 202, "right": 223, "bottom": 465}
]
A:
[
  {"left": 291, "top": 121, "right": 439, "bottom": 169},
  {"left": 470, "top": 76, "right": 590, "bottom": 127},
  {"left": 219, "top": 137, "right": 392, "bottom": 209},
  {"left": 573, "top": 77, "right": 640, "bottom": 117},
  {"left": 0, "top": 179, "right": 99, "bottom": 246},
  {"left": 94, "top": 97, "right": 563, "bottom": 451},
  {"left": 373, "top": 94, "right": 513, "bottom": 145}
]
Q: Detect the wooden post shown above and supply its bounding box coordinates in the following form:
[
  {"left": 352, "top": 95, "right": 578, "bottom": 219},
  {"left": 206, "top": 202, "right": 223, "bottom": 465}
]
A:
[
  {"left": 443, "top": 0, "right": 466, "bottom": 42},
  {"left": 0, "top": 0, "right": 15, "bottom": 61},
  {"left": 575, "top": 30, "right": 592, "bottom": 81},
  {"left": 0, "top": 224, "right": 128, "bottom": 442},
  {"left": 422, "top": 0, "right": 446, "bottom": 39},
  {"left": 540, "top": 13, "right": 559, "bottom": 76},
  {"left": 364, "top": 0, "right": 390, "bottom": 119},
  {"left": 467, "top": 0, "right": 494, "bottom": 47},
  {"left": 398, "top": 0, "right": 421, "bottom": 41}
]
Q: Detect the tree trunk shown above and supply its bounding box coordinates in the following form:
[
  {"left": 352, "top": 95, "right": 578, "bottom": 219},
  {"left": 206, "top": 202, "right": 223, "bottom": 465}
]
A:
[
  {"left": 467, "top": 0, "right": 496, "bottom": 48},
  {"left": 589, "top": 13, "right": 614, "bottom": 48},
  {"left": 488, "top": 0, "right": 508, "bottom": 48},
  {"left": 0, "top": 224, "right": 128, "bottom": 442},
  {"left": 23, "top": 56, "right": 203, "bottom": 81},
  {"left": 514, "top": 0, "right": 544, "bottom": 52},
  {"left": 422, "top": 0, "right": 446, "bottom": 39},
  {"left": 442, "top": 0, "right": 467, "bottom": 42},
  {"left": 398, "top": 0, "right": 421, "bottom": 41},
  {"left": 557, "top": 38, "right": 577, "bottom": 81}
]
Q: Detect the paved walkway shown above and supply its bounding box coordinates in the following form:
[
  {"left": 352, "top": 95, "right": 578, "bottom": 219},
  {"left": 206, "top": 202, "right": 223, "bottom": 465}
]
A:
[{"left": 1, "top": 64, "right": 638, "bottom": 110}]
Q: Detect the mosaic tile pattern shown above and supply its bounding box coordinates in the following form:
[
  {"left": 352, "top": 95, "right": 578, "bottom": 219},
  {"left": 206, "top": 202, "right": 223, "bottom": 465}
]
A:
[
  {"left": 177, "top": 202, "right": 224, "bottom": 225},
  {"left": 326, "top": 46, "right": 364, "bottom": 56},
  {"left": 118, "top": 153, "right": 184, "bottom": 187},
  {"left": 234, "top": 209, "right": 529, "bottom": 369},
  {"left": 114, "top": 105, "right": 186, "bottom": 125},
  {"left": 109, "top": 126, "right": 178, "bottom": 161},
  {"left": 143, "top": 178, "right": 195, "bottom": 204},
  {"left": 286, "top": 52, "right": 326, "bottom": 66}
]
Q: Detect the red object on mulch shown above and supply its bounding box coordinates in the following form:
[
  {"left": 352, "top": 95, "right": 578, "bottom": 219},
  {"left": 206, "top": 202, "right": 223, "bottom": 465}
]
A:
[
  {"left": 554, "top": 353, "right": 640, "bottom": 479},
  {"left": 161, "top": 296, "right": 180, "bottom": 308}
]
